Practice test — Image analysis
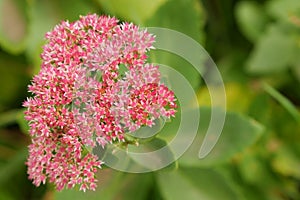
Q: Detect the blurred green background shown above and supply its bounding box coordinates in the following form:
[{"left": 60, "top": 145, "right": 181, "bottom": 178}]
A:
[{"left": 0, "top": 0, "right": 300, "bottom": 199}]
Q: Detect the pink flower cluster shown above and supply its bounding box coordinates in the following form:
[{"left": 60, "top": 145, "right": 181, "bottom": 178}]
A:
[{"left": 24, "top": 14, "right": 177, "bottom": 191}]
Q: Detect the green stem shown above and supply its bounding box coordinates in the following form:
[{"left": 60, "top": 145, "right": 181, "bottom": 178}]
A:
[{"left": 263, "top": 82, "right": 300, "bottom": 122}]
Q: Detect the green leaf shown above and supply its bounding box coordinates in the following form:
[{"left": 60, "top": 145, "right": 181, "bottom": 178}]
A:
[
  {"left": 97, "top": 0, "right": 167, "bottom": 25},
  {"left": 145, "top": 0, "right": 206, "bottom": 90},
  {"left": 179, "top": 107, "right": 264, "bottom": 167},
  {"left": 0, "top": 0, "right": 29, "bottom": 54},
  {"left": 149, "top": 50, "right": 202, "bottom": 91},
  {"left": 94, "top": 137, "right": 177, "bottom": 173},
  {"left": 216, "top": 164, "right": 281, "bottom": 200},
  {"left": 235, "top": 1, "right": 269, "bottom": 42},
  {"left": 246, "top": 25, "right": 299, "bottom": 74},
  {"left": 54, "top": 170, "right": 153, "bottom": 200},
  {"left": 263, "top": 83, "right": 300, "bottom": 122},
  {"left": 157, "top": 167, "right": 240, "bottom": 200},
  {"left": 145, "top": 0, "right": 205, "bottom": 43},
  {"left": 128, "top": 137, "right": 177, "bottom": 171}
]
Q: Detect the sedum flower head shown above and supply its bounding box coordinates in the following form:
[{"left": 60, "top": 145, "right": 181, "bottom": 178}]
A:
[{"left": 24, "top": 14, "right": 177, "bottom": 191}]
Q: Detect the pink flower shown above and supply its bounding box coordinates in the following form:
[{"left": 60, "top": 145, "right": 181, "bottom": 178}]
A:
[{"left": 24, "top": 14, "right": 177, "bottom": 191}]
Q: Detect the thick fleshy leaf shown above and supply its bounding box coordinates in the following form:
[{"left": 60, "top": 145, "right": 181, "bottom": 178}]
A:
[
  {"left": 127, "top": 137, "right": 177, "bottom": 171},
  {"left": 93, "top": 137, "right": 177, "bottom": 173},
  {"left": 146, "top": 0, "right": 205, "bottom": 90},
  {"left": 157, "top": 167, "right": 240, "bottom": 200},
  {"left": 145, "top": 0, "right": 205, "bottom": 43},
  {"left": 0, "top": 0, "right": 28, "bottom": 54},
  {"left": 179, "top": 107, "right": 264, "bottom": 167}
]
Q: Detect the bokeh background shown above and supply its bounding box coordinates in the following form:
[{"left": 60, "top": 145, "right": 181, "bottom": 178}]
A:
[{"left": 0, "top": 0, "right": 300, "bottom": 199}]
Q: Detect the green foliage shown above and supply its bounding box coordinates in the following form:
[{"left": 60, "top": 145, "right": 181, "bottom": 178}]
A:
[
  {"left": 157, "top": 168, "right": 241, "bottom": 200},
  {"left": 0, "top": 0, "right": 299, "bottom": 199},
  {"left": 246, "top": 25, "right": 299, "bottom": 74},
  {"left": 179, "top": 107, "right": 264, "bottom": 167},
  {"left": 55, "top": 171, "right": 154, "bottom": 200},
  {"left": 146, "top": 0, "right": 205, "bottom": 89}
]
